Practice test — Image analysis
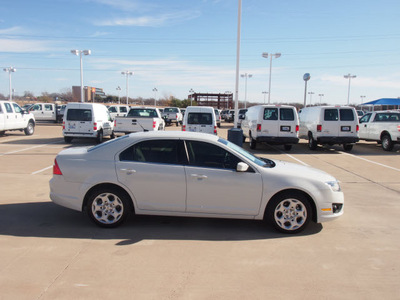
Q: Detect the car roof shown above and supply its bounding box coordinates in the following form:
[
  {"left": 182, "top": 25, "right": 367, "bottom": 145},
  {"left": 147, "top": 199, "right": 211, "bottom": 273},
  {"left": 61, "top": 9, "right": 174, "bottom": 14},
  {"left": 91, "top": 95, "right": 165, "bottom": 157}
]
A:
[{"left": 127, "top": 131, "right": 220, "bottom": 142}]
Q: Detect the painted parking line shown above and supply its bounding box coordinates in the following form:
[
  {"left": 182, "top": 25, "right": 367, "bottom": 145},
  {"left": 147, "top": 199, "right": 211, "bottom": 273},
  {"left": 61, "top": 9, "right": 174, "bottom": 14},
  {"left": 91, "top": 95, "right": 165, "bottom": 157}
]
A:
[
  {"left": 31, "top": 165, "right": 53, "bottom": 175},
  {"left": 0, "top": 140, "right": 63, "bottom": 157},
  {"left": 339, "top": 151, "right": 400, "bottom": 172}
]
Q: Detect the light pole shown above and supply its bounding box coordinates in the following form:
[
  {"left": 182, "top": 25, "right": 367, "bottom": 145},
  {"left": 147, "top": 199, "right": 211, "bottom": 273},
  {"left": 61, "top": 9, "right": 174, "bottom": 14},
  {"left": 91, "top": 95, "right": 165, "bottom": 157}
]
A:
[
  {"left": 3, "top": 67, "right": 16, "bottom": 101},
  {"left": 152, "top": 87, "right": 158, "bottom": 106},
  {"left": 262, "top": 91, "right": 268, "bottom": 104},
  {"left": 116, "top": 86, "right": 121, "bottom": 104},
  {"left": 262, "top": 52, "right": 281, "bottom": 104},
  {"left": 308, "top": 91, "right": 315, "bottom": 105},
  {"left": 318, "top": 93, "right": 324, "bottom": 104},
  {"left": 189, "top": 88, "right": 194, "bottom": 106},
  {"left": 121, "top": 71, "right": 133, "bottom": 105},
  {"left": 71, "top": 49, "right": 91, "bottom": 102},
  {"left": 240, "top": 73, "right": 252, "bottom": 108},
  {"left": 303, "top": 73, "right": 311, "bottom": 107},
  {"left": 360, "top": 95, "right": 366, "bottom": 105},
  {"left": 344, "top": 73, "right": 356, "bottom": 105},
  {"left": 233, "top": 0, "right": 242, "bottom": 129}
]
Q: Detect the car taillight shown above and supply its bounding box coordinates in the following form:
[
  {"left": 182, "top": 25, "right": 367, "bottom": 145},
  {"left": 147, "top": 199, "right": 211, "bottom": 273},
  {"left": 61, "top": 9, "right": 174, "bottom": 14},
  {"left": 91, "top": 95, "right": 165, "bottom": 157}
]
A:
[
  {"left": 182, "top": 125, "right": 186, "bottom": 131},
  {"left": 397, "top": 125, "right": 400, "bottom": 132},
  {"left": 153, "top": 121, "right": 156, "bottom": 129},
  {"left": 62, "top": 121, "right": 65, "bottom": 130},
  {"left": 93, "top": 122, "right": 97, "bottom": 131},
  {"left": 296, "top": 125, "right": 299, "bottom": 132},
  {"left": 317, "top": 125, "right": 322, "bottom": 132},
  {"left": 114, "top": 120, "right": 116, "bottom": 127},
  {"left": 257, "top": 124, "right": 261, "bottom": 132},
  {"left": 214, "top": 126, "right": 217, "bottom": 135},
  {"left": 53, "top": 159, "right": 62, "bottom": 175},
  {"left": 356, "top": 125, "right": 359, "bottom": 132}
]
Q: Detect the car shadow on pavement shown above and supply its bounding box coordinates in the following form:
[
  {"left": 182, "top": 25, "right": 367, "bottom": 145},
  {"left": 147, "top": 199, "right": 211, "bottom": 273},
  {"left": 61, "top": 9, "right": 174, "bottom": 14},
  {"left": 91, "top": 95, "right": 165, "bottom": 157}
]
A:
[{"left": 0, "top": 202, "right": 322, "bottom": 244}]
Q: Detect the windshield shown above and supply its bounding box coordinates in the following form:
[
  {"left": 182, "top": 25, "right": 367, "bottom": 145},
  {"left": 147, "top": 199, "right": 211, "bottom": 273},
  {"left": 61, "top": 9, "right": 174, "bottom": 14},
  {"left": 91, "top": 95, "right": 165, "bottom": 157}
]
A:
[{"left": 217, "top": 138, "right": 273, "bottom": 167}]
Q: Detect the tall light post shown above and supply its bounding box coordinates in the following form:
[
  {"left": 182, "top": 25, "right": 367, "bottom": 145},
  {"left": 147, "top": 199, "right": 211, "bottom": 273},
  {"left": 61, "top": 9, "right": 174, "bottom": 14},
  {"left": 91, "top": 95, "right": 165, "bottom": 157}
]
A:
[
  {"left": 71, "top": 49, "right": 91, "bottom": 102},
  {"left": 262, "top": 91, "right": 268, "bottom": 104},
  {"left": 121, "top": 71, "right": 133, "bottom": 105},
  {"left": 233, "top": 0, "right": 242, "bottom": 129},
  {"left": 152, "top": 87, "right": 158, "bottom": 107},
  {"left": 318, "top": 93, "right": 324, "bottom": 104},
  {"left": 303, "top": 73, "right": 311, "bottom": 107},
  {"left": 344, "top": 73, "right": 356, "bottom": 105},
  {"left": 360, "top": 95, "right": 366, "bottom": 104},
  {"left": 3, "top": 67, "right": 16, "bottom": 101},
  {"left": 116, "top": 86, "right": 121, "bottom": 104},
  {"left": 262, "top": 52, "right": 281, "bottom": 104},
  {"left": 240, "top": 73, "right": 252, "bottom": 108},
  {"left": 189, "top": 88, "right": 194, "bottom": 106},
  {"left": 308, "top": 91, "right": 315, "bottom": 105}
]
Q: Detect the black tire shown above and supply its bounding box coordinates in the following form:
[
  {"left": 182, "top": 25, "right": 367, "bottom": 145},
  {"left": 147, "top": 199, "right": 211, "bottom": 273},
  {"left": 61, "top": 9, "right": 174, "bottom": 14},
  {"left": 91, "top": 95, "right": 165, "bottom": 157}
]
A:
[
  {"left": 343, "top": 144, "right": 353, "bottom": 151},
  {"left": 381, "top": 134, "right": 393, "bottom": 151},
  {"left": 267, "top": 192, "right": 312, "bottom": 234},
  {"left": 64, "top": 136, "right": 73, "bottom": 143},
  {"left": 96, "top": 130, "right": 103, "bottom": 144},
  {"left": 175, "top": 122, "right": 179, "bottom": 127},
  {"left": 249, "top": 133, "right": 257, "bottom": 149},
  {"left": 284, "top": 144, "right": 292, "bottom": 151},
  {"left": 24, "top": 121, "right": 35, "bottom": 135},
  {"left": 87, "top": 187, "right": 131, "bottom": 228},
  {"left": 308, "top": 134, "right": 317, "bottom": 150},
  {"left": 110, "top": 131, "right": 115, "bottom": 139}
]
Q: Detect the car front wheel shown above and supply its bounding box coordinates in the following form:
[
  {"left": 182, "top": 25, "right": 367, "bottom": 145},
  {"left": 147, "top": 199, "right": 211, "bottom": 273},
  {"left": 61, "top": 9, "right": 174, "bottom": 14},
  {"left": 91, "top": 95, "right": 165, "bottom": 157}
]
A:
[
  {"left": 24, "top": 121, "right": 35, "bottom": 135},
  {"left": 267, "top": 192, "right": 312, "bottom": 234},
  {"left": 87, "top": 187, "right": 131, "bottom": 228},
  {"left": 381, "top": 134, "right": 394, "bottom": 151}
]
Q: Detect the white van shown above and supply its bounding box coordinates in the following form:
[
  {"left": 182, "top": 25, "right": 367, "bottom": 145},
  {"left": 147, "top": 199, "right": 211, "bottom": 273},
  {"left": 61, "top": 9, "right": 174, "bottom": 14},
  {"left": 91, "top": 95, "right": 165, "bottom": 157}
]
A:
[
  {"left": 108, "top": 105, "right": 129, "bottom": 119},
  {"left": 298, "top": 106, "right": 359, "bottom": 151},
  {"left": 63, "top": 103, "right": 114, "bottom": 143},
  {"left": 182, "top": 106, "right": 217, "bottom": 135},
  {"left": 241, "top": 105, "right": 299, "bottom": 150}
]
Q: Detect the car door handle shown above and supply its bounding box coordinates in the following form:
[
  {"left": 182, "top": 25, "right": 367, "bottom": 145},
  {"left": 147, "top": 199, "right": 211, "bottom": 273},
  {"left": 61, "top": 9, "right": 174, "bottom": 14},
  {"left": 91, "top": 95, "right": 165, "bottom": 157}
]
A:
[
  {"left": 191, "top": 174, "right": 208, "bottom": 179},
  {"left": 120, "top": 169, "right": 136, "bottom": 175}
]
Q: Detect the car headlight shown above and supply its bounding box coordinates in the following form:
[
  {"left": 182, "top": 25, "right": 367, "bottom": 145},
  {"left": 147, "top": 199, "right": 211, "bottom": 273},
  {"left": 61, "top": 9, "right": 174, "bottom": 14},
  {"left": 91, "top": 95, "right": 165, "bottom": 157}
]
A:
[{"left": 325, "top": 181, "right": 341, "bottom": 192}]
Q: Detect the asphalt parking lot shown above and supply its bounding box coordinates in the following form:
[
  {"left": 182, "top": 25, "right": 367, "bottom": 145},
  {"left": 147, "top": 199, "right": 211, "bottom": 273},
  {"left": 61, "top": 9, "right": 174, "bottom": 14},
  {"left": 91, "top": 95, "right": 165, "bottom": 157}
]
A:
[{"left": 1, "top": 122, "right": 399, "bottom": 299}]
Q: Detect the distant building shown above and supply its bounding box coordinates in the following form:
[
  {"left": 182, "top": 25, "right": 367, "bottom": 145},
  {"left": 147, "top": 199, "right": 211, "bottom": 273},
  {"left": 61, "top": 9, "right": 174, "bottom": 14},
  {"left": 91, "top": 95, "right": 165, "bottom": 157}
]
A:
[
  {"left": 188, "top": 93, "right": 233, "bottom": 109},
  {"left": 72, "top": 86, "right": 106, "bottom": 102}
]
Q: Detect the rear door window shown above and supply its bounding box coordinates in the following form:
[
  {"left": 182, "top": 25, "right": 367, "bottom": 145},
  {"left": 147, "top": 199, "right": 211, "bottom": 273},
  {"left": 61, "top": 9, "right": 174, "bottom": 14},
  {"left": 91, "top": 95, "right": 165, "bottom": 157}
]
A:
[
  {"left": 263, "top": 108, "right": 278, "bottom": 120},
  {"left": 324, "top": 109, "right": 339, "bottom": 121},
  {"left": 280, "top": 108, "right": 295, "bottom": 121},
  {"left": 66, "top": 109, "right": 92, "bottom": 121},
  {"left": 339, "top": 109, "right": 355, "bottom": 121}
]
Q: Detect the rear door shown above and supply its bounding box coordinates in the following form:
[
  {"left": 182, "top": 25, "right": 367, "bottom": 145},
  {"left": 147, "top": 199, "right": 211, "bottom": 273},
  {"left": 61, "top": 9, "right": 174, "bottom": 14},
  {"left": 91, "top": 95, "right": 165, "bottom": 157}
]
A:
[
  {"left": 43, "top": 104, "right": 56, "bottom": 121},
  {"left": 64, "top": 108, "right": 93, "bottom": 134},
  {"left": 30, "top": 104, "right": 44, "bottom": 121},
  {"left": 338, "top": 108, "right": 357, "bottom": 138},
  {"left": 186, "top": 112, "right": 214, "bottom": 134},
  {"left": 278, "top": 107, "right": 297, "bottom": 138},
  {"left": 0, "top": 104, "right": 5, "bottom": 130},
  {"left": 322, "top": 108, "right": 340, "bottom": 136},
  {"left": 359, "top": 113, "right": 372, "bottom": 139},
  {"left": 116, "top": 139, "right": 186, "bottom": 212},
  {"left": 261, "top": 107, "right": 279, "bottom": 136}
]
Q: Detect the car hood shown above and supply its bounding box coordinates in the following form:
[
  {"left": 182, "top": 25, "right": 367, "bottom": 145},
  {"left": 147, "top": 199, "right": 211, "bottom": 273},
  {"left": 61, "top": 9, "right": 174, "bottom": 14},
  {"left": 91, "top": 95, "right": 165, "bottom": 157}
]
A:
[{"left": 267, "top": 159, "right": 337, "bottom": 182}]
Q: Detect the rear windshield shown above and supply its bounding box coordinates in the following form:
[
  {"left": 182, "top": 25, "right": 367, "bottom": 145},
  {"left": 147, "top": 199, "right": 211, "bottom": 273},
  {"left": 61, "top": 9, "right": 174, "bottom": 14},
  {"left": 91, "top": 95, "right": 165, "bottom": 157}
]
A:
[
  {"left": 339, "top": 109, "right": 355, "bottom": 121},
  {"left": 164, "top": 108, "right": 178, "bottom": 113},
  {"left": 324, "top": 109, "right": 338, "bottom": 121},
  {"left": 66, "top": 109, "right": 92, "bottom": 121},
  {"left": 374, "top": 112, "right": 400, "bottom": 122},
  {"left": 187, "top": 112, "right": 213, "bottom": 125},
  {"left": 280, "top": 108, "right": 295, "bottom": 121},
  {"left": 127, "top": 108, "right": 158, "bottom": 118}
]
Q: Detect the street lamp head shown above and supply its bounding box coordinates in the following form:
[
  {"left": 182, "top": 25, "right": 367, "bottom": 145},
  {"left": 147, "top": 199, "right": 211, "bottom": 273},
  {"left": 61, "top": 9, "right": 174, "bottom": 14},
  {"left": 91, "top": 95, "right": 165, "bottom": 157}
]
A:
[
  {"left": 71, "top": 49, "right": 79, "bottom": 56},
  {"left": 274, "top": 53, "right": 281, "bottom": 58},
  {"left": 262, "top": 52, "right": 268, "bottom": 58},
  {"left": 83, "top": 50, "right": 91, "bottom": 56},
  {"left": 248, "top": 74, "right": 253, "bottom": 78}
]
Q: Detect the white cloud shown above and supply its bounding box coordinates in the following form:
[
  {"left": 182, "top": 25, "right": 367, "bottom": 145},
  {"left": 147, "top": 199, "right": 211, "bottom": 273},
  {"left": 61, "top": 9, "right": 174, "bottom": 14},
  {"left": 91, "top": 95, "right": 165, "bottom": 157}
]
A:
[{"left": 0, "top": 39, "right": 52, "bottom": 52}]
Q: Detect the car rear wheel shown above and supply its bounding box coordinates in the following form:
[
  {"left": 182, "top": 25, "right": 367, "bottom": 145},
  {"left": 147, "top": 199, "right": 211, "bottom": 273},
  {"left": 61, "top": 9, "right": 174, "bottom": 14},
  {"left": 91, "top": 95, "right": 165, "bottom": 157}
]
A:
[
  {"left": 87, "top": 187, "right": 131, "bottom": 228},
  {"left": 24, "top": 121, "right": 35, "bottom": 135},
  {"left": 64, "top": 136, "right": 72, "bottom": 143},
  {"left": 267, "top": 192, "right": 311, "bottom": 234},
  {"left": 381, "top": 134, "right": 394, "bottom": 151},
  {"left": 249, "top": 133, "right": 257, "bottom": 149},
  {"left": 96, "top": 130, "right": 103, "bottom": 143},
  {"left": 343, "top": 144, "right": 353, "bottom": 151},
  {"left": 308, "top": 134, "right": 317, "bottom": 150},
  {"left": 284, "top": 144, "right": 292, "bottom": 151}
]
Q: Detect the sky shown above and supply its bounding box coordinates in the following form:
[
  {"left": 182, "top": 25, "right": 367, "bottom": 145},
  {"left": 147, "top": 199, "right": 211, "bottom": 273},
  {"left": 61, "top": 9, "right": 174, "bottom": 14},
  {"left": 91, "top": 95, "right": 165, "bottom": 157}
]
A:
[{"left": 1, "top": 0, "right": 400, "bottom": 106}]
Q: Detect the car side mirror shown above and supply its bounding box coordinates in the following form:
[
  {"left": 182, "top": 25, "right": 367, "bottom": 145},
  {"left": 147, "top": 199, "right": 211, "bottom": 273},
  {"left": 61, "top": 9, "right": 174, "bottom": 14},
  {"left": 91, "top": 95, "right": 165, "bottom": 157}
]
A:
[{"left": 236, "top": 162, "right": 249, "bottom": 172}]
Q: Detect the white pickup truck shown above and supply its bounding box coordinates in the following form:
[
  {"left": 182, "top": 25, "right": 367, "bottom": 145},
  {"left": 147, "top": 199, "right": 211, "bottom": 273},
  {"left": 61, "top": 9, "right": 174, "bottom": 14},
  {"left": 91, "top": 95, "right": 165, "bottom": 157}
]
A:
[
  {"left": 29, "top": 103, "right": 62, "bottom": 122},
  {"left": 162, "top": 107, "right": 183, "bottom": 126},
  {"left": 0, "top": 101, "right": 36, "bottom": 136},
  {"left": 114, "top": 107, "right": 165, "bottom": 134},
  {"left": 359, "top": 110, "right": 400, "bottom": 151}
]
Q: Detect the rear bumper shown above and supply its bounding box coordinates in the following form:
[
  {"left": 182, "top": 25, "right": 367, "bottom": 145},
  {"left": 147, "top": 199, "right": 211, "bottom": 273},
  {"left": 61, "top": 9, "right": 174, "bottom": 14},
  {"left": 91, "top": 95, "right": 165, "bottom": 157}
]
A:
[
  {"left": 317, "top": 136, "right": 359, "bottom": 144},
  {"left": 256, "top": 136, "right": 299, "bottom": 145}
]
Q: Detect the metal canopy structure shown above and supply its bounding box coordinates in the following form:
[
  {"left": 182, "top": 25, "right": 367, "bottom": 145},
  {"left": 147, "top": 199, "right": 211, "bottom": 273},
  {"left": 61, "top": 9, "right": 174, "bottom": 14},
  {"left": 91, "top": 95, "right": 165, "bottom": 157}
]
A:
[
  {"left": 362, "top": 98, "right": 400, "bottom": 106},
  {"left": 188, "top": 93, "right": 233, "bottom": 109}
]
